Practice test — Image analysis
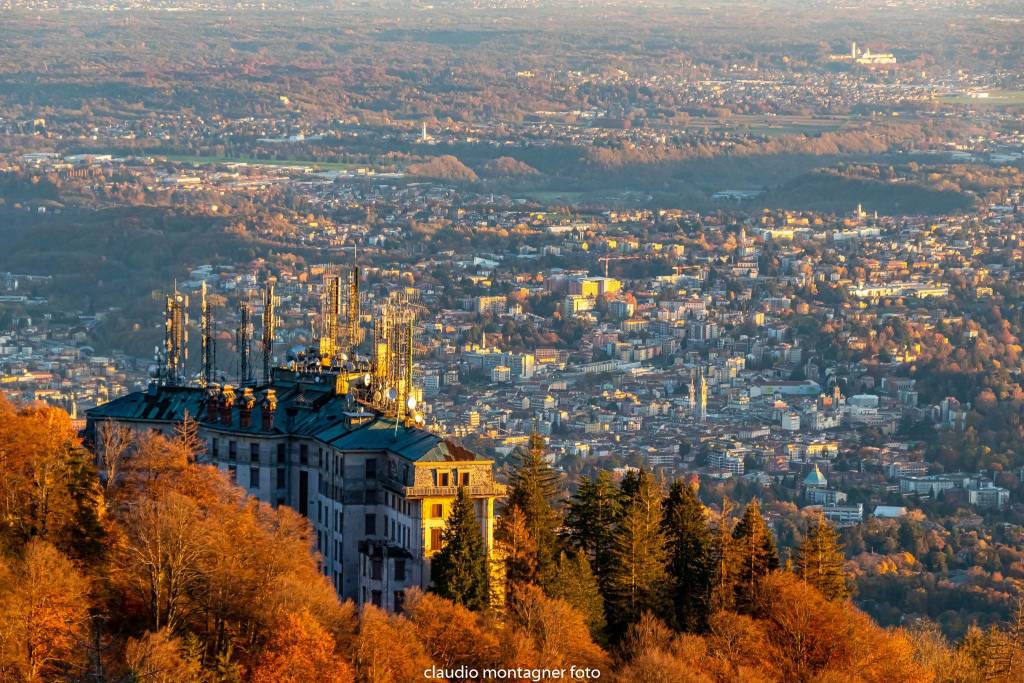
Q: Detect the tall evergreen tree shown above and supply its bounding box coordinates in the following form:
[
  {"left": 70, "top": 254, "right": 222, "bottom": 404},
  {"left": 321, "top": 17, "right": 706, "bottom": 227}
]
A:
[
  {"left": 795, "top": 514, "right": 849, "bottom": 601},
  {"left": 732, "top": 498, "right": 779, "bottom": 612},
  {"left": 710, "top": 497, "right": 737, "bottom": 613},
  {"left": 548, "top": 550, "right": 607, "bottom": 642},
  {"left": 606, "top": 470, "right": 669, "bottom": 631},
  {"left": 563, "top": 470, "right": 624, "bottom": 593},
  {"left": 495, "top": 504, "right": 537, "bottom": 589},
  {"left": 505, "top": 431, "right": 561, "bottom": 583},
  {"left": 662, "top": 478, "right": 714, "bottom": 632},
  {"left": 431, "top": 487, "right": 489, "bottom": 610}
]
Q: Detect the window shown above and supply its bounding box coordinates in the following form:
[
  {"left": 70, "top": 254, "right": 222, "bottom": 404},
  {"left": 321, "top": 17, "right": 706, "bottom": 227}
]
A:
[
  {"left": 371, "top": 590, "right": 382, "bottom": 607},
  {"left": 276, "top": 467, "right": 286, "bottom": 489},
  {"left": 250, "top": 443, "right": 260, "bottom": 462},
  {"left": 365, "top": 490, "right": 378, "bottom": 505},
  {"left": 394, "top": 591, "right": 405, "bottom": 613},
  {"left": 431, "top": 503, "right": 444, "bottom": 519},
  {"left": 365, "top": 458, "right": 377, "bottom": 479},
  {"left": 461, "top": 472, "right": 470, "bottom": 486},
  {"left": 211, "top": 438, "right": 219, "bottom": 458},
  {"left": 394, "top": 559, "right": 406, "bottom": 581},
  {"left": 228, "top": 441, "right": 237, "bottom": 460},
  {"left": 430, "top": 528, "right": 443, "bottom": 551},
  {"left": 249, "top": 466, "right": 260, "bottom": 489},
  {"left": 439, "top": 472, "right": 450, "bottom": 486},
  {"left": 299, "top": 443, "right": 308, "bottom": 465},
  {"left": 371, "top": 558, "right": 382, "bottom": 581},
  {"left": 276, "top": 443, "right": 286, "bottom": 464},
  {"left": 365, "top": 514, "right": 376, "bottom": 536},
  {"left": 228, "top": 465, "right": 237, "bottom": 482}
]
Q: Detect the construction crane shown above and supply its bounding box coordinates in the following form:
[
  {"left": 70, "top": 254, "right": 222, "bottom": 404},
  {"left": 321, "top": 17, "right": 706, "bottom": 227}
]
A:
[{"left": 598, "top": 254, "right": 641, "bottom": 278}]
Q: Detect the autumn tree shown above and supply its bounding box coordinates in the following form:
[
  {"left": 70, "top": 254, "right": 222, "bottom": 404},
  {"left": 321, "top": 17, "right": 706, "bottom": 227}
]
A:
[
  {"left": 662, "top": 479, "right": 714, "bottom": 632},
  {"left": 795, "top": 514, "right": 850, "bottom": 601},
  {"left": 250, "top": 610, "right": 353, "bottom": 683},
  {"left": 122, "top": 629, "right": 203, "bottom": 683},
  {"left": 0, "top": 396, "right": 105, "bottom": 563},
  {"left": 431, "top": 487, "right": 489, "bottom": 610},
  {"left": 495, "top": 504, "right": 537, "bottom": 590},
  {"left": 351, "top": 605, "right": 434, "bottom": 683},
  {"left": 0, "top": 539, "right": 91, "bottom": 681}
]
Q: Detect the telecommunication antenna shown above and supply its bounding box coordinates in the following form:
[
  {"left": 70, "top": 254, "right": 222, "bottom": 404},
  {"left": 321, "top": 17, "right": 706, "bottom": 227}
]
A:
[
  {"left": 163, "top": 287, "right": 189, "bottom": 386},
  {"left": 200, "top": 281, "right": 216, "bottom": 387},
  {"left": 319, "top": 269, "right": 341, "bottom": 361},
  {"left": 261, "top": 280, "right": 278, "bottom": 384},
  {"left": 237, "top": 294, "right": 254, "bottom": 386}
]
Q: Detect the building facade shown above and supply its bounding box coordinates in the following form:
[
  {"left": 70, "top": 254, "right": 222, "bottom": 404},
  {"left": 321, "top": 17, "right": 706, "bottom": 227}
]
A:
[{"left": 86, "top": 367, "right": 506, "bottom": 611}]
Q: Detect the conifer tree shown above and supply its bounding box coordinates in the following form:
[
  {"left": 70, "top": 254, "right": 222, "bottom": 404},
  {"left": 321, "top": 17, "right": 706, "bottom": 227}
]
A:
[
  {"left": 710, "top": 498, "right": 737, "bottom": 613},
  {"left": 548, "top": 550, "right": 607, "bottom": 642},
  {"left": 563, "top": 470, "right": 624, "bottom": 592},
  {"left": 495, "top": 504, "right": 537, "bottom": 589},
  {"left": 606, "top": 470, "right": 669, "bottom": 631},
  {"left": 505, "top": 431, "right": 561, "bottom": 583},
  {"left": 732, "top": 498, "right": 779, "bottom": 612},
  {"left": 662, "top": 478, "right": 713, "bottom": 632},
  {"left": 431, "top": 487, "right": 489, "bottom": 610},
  {"left": 795, "top": 514, "right": 850, "bottom": 601}
]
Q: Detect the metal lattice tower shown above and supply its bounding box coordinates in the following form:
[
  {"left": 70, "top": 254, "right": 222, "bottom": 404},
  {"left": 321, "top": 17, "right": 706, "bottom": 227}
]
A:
[
  {"left": 261, "top": 280, "right": 278, "bottom": 385},
  {"left": 237, "top": 294, "right": 254, "bottom": 386},
  {"left": 318, "top": 270, "right": 341, "bottom": 361},
  {"left": 163, "top": 289, "right": 189, "bottom": 386},
  {"left": 200, "top": 281, "right": 215, "bottom": 387},
  {"left": 371, "top": 292, "right": 417, "bottom": 419}
]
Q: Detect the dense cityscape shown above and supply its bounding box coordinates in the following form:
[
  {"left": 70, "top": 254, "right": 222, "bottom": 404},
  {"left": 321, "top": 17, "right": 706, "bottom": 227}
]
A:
[{"left": 2, "top": 0, "right": 1024, "bottom": 681}]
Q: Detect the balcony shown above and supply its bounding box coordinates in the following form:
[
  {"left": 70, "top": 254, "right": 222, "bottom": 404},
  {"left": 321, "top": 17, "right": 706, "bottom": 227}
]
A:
[{"left": 402, "top": 483, "right": 507, "bottom": 499}]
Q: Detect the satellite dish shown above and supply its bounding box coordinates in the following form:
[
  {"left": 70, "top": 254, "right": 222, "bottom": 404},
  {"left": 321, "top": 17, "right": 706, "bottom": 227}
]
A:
[
  {"left": 339, "top": 353, "right": 348, "bottom": 362},
  {"left": 373, "top": 390, "right": 383, "bottom": 404},
  {"left": 363, "top": 373, "right": 372, "bottom": 386},
  {"left": 386, "top": 387, "right": 398, "bottom": 402},
  {"left": 414, "top": 413, "right": 424, "bottom": 425},
  {"left": 406, "top": 396, "right": 417, "bottom": 411}
]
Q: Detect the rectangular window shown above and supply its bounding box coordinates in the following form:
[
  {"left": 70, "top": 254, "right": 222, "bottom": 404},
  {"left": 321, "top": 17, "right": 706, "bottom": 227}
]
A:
[
  {"left": 440, "top": 472, "right": 450, "bottom": 486},
  {"left": 365, "top": 489, "right": 378, "bottom": 505},
  {"left": 365, "top": 514, "right": 376, "bottom": 536},
  {"left": 371, "top": 558, "right": 382, "bottom": 581},
  {"left": 430, "top": 527, "right": 443, "bottom": 551},
  {"left": 276, "top": 467, "right": 286, "bottom": 489},
  {"left": 299, "top": 443, "right": 308, "bottom": 465},
  {"left": 276, "top": 443, "right": 286, "bottom": 464},
  {"left": 461, "top": 472, "right": 470, "bottom": 486},
  {"left": 431, "top": 503, "right": 443, "bottom": 518},
  {"left": 365, "top": 458, "right": 377, "bottom": 479},
  {"left": 371, "top": 590, "right": 382, "bottom": 607},
  {"left": 228, "top": 465, "right": 237, "bottom": 482},
  {"left": 228, "top": 441, "right": 237, "bottom": 460},
  {"left": 394, "top": 591, "right": 405, "bottom": 613},
  {"left": 249, "top": 466, "right": 260, "bottom": 489},
  {"left": 394, "top": 559, "right": 406, "bottom": 581},
  {"left": 211, "top": 438, "right": 219, "bottom": 458},
  {"left": 250, "top": 443, "right": 260, "bottom": 462}
]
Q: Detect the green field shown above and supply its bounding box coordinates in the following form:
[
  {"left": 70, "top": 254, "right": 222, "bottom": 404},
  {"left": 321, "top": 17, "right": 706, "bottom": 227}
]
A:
[
  {"left": 938, "top": 90, "right": 1024, "bottom": 107},
  {"left": 517, "top": 190, "right": 585, "bottom": 203},
  {"left": 159, "top": 154, "right": 363, "bottom": 171}
]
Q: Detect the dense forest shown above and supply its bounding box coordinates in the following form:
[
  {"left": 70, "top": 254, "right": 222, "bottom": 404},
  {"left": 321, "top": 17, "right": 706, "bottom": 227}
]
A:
[{"left": 2, "top": 394, "right": 1023, "bottom": 682}]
